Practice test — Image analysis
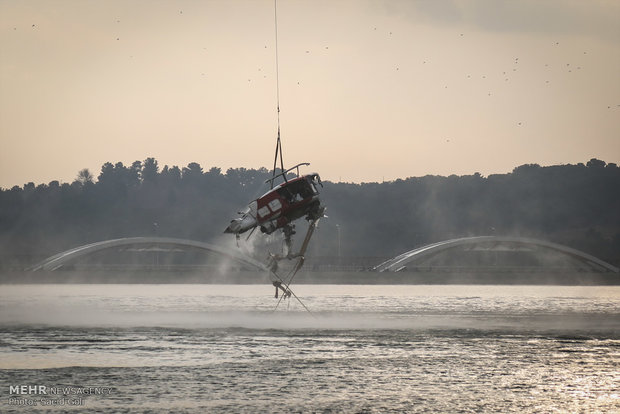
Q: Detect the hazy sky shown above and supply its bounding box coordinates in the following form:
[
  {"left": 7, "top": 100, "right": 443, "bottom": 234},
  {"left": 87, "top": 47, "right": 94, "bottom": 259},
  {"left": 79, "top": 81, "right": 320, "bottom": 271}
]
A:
[{"left": 1, "top": 0, "right": 618, "bottom": 187}]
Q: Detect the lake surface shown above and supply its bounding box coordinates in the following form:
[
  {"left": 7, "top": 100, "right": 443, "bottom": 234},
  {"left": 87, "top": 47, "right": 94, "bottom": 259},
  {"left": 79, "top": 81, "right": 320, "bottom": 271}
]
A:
[{"left": 1, "top": 284, "right": 619, "bottom": 412}]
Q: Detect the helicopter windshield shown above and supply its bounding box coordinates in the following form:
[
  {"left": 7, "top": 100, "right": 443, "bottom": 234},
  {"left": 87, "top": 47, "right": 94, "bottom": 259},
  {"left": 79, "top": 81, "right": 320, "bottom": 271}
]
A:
[{"left": 277, "top": 178, "right": 315, "bottom": 203}]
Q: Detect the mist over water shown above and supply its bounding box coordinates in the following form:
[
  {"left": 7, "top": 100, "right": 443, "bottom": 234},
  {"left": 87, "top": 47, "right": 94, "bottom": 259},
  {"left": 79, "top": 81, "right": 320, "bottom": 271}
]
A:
[{"left": 1, "top": 283, "right": 619, "bottom": 412}]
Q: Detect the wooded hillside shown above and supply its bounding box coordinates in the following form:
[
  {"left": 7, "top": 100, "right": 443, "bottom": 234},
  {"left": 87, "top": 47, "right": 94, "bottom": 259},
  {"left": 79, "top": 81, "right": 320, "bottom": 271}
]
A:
[{"left": 1, "top": 158, "right": 618, "bottom": 268}]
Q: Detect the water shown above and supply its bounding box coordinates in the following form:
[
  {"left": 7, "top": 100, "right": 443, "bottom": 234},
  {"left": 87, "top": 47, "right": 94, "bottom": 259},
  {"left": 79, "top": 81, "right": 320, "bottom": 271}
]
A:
[{"left": 1, "top": 284, "right": 619, "bottom": 412}]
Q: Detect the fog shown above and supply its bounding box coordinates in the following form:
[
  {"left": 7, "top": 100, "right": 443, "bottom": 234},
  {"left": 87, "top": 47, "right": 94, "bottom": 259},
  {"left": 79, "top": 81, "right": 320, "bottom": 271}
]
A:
[{"left": 2, "top": 284, "right": 618, "bottom": 332}]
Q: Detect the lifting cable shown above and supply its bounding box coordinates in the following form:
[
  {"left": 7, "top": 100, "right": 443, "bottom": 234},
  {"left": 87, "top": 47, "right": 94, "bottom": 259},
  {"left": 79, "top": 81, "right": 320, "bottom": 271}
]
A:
[{"left": 271, "top": 0, "right": 285, "bottom": 188}]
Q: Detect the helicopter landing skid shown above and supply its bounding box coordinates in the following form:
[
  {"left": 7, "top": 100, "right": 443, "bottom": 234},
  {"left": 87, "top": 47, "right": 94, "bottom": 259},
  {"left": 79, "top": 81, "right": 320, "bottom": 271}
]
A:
[{"left": 268, "top": 218, "right": 321, "bottom": 313}]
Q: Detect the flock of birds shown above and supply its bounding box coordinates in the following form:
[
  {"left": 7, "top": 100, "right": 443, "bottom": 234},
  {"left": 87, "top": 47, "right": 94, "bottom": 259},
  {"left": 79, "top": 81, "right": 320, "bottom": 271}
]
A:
[{"left": 19, "top": 11, "right": 618, "bottom": 122}]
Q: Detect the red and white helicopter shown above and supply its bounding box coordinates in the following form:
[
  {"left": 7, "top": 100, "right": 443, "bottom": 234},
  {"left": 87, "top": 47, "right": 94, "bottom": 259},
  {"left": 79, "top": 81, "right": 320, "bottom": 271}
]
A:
[
  {"left": 224, "top": 163, "right": 324, "bottom": 238},
  {"left": 224, "top": 162, "right": 325, "bottom": 305}
]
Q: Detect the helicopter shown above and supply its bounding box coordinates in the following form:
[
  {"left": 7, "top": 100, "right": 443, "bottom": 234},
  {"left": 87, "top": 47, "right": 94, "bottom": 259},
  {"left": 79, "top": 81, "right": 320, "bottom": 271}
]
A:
[
  {"left": 224, "top": 163, "right": 326, "bottom": 303},
  {"left": 224, "top": 163, "right": 324, "bottom": 238}
]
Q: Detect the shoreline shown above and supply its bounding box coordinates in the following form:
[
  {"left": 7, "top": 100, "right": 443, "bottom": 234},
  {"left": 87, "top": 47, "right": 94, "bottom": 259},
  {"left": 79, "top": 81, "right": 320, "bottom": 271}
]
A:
[{"left": 1, "top": 270, "right": 618, "bottom": 285}]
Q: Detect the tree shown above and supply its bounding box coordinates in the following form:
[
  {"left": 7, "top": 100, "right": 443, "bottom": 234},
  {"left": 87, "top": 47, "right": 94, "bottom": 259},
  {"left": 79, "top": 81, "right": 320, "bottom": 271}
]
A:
[
  {"left": 182, "top": 162, "right": 203, "bottom": 178},
  {"left": 75, "top": 168, "right": 94, "bottom": 186},
  {"left": 181, "top": 162, "right": 204, "bottom": 186},
  {"left": 141, "top": 158, "right": 159, "bottom": 183},
  {"left": 586, "top": 158, "right": 606, "bottom": 168}
]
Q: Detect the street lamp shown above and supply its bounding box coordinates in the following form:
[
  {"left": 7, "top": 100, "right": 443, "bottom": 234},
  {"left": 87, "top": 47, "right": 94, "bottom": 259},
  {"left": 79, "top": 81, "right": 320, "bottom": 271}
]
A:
[{"left": 336, "top": 224, "right": 341, "bottom": 259}]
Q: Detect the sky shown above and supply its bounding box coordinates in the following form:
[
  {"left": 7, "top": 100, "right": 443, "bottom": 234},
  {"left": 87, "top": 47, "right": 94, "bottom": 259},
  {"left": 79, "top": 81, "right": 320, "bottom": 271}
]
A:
[{"left": 0, "top": 0, "right": 619, "bottom": 188}]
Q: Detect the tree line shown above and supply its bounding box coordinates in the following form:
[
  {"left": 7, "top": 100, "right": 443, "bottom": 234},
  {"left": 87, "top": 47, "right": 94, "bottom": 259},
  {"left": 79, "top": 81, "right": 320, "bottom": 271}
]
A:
[{"left": 1, "top": 158, "right": 619, "bottom": 268}]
